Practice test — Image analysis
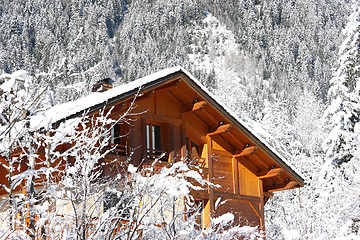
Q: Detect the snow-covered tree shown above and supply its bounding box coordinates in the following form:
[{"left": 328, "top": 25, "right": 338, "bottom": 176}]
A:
[
  {"left": 0, "top": 70, "right": 49, "bottom": 237},
  {"left": 1, "top": 103, "right": 262, "bottom": 239},
  {"left": 323, "top": 3, "right": 360, "bottom": 166},
  {"left": 319, "top": 2, "right": 360, "bottom": 238}
]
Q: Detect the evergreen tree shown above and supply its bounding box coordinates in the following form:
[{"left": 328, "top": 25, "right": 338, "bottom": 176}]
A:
[
  {"left": 323, "top": 4, "right": 360, "bottom": 166},
  {"left": 319, "top": 3, "right": 360, "bottom": 238}
]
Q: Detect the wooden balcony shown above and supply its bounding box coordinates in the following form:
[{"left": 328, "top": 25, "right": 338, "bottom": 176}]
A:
[{"left": 104, "top": 143, "right": 127, "bottom": 156}]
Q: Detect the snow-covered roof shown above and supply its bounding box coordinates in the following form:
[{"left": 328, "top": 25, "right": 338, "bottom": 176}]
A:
[
  {"left": 30, "top": 66, "right": 185, "bottom": 130},
  {"left": 30, "top": 66, "right": 304, "bottom": 184}
]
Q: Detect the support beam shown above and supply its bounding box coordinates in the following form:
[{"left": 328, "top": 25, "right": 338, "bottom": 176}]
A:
[
  {"left": 201, "top": 109, "right": 222, "bottom": 126},
  {"left": 258, "top": 168, "right": 283, "bottom": 179},
  {"left": 182, "top": 100, "right": 207, "bottom": 115},
  {"left": 227, "top": 130, "right": 246, "bottom": 149},
  {"left": 258, "top": 179, "right": 265, "bottom": 230},
  {"left": 206, "top": 136, "right": 215, "bottom": 216},
  {"left": 232, "top": 157, "right": 239, "bottom": 195},
  {"left": 252, "top": 153, "right": 274, "bottom": 170},
  {"left": 207, "top": 124, "right": 232, "bottom": 136},
  {"left": 263, "top": 191, "right": 274, "bottom": 198},
  {"left": 263, "top": 191, "right": 274, "bottom": 205},
  {"left": 233, "top": 146, "right": 257, "bottom": 158},
  {"left": 192, "top": 100, "right": 207, "bottom": 111},
  {"left": 213, "top": 191, "right": 260, "bottom": 202},
  {"left": 165, "top": 89, "right": 184, "bottom": 106},
  {"left": 249, "top": 200, "right": 261, "bottom": 219},
  {"left": 211, "top": 134, "right": 235, "bottom": 153},
  {"left": 264, "top": 181, "right": 298, "bottom": 192}
]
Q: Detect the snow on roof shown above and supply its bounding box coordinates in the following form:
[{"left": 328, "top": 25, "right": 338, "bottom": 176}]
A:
[
  {"left": 30, "top": 66, "right": 304, "bottom": 183},
  {"left": 30, "top": 66, "right": 185, "bottom": 130}
]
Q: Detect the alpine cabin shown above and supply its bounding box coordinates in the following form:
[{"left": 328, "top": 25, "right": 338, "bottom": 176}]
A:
[{"left": 0, "top": 66, "right": 304, "bottom": 233}]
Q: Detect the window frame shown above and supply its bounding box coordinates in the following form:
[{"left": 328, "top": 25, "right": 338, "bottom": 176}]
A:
[
  {"left": 145, "top": 120, "right": 169, "bottom": 161},
  {"left": 105, "top": 122, "right": 129, "bottom": 155}
]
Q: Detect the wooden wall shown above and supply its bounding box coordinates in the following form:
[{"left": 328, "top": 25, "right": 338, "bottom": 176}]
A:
[
  {"left": 115, "top": 84, "right": 265, "bottom": 228},
  {"left": 0, "top": 78, "right": 267, "bottom": 231}
]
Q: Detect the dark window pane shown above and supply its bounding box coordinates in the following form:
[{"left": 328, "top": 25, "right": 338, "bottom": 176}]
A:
[
  {"left": 153, "top": 125, "right": 161, "bottom": 151},
  {"left": 114, "top": 124, "right": 121, "bottom": 145},
  {"left": 191, "top": 141, "right": 199, "bottom": 156}
]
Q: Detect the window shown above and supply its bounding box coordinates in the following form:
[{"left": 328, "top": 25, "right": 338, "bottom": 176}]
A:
[
  {"left": 111, "top": 123, "right": 121, "bottom": 145},
  {"left": 146, "top": 123, "right": 163, "bottom": 160},
  {"left": 145, "top": 121, "right": 170, "bottom": 161},
  {"left": 106, "top": 123, "right": 128, "bottom": 155}
]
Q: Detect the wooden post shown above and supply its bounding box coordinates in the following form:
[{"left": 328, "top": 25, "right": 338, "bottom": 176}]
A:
[
  {"left": 169, "top": 124, "right": 175, "bottom": 162},
  {"left": 180, "top": 117, "right": 187, "bottom": 161},
  {"left": 258, "top": 179, "right": 265, "bottom": 233},
  {"left": 141, "top": 118, "right": 147, "bottom": 163},
  {"left": 232, "top": 157, "right": 239, "bottom": 195},
  {"left": 206, "top": 136, "right": 215, "bottom": 217}
]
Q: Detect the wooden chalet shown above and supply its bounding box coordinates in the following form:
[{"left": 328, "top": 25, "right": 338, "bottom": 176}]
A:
[{"left": 0, "top": 67, "right": 304, "bottom": 232}]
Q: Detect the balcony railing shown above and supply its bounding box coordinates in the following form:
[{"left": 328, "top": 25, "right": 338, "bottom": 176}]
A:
[
  {"left": 104, "top": 143, "right": 127, "bottom": 155},
  {"left": 146, "top": 149, "right": 168, "bottom": 161}
]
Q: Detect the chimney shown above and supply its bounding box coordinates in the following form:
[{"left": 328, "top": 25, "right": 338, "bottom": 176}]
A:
[{"left": 92, "top": 78, "right": 114, "bottom": 92}]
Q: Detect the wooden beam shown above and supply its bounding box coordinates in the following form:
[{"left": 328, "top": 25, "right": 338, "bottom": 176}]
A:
[
  {"left": 249, "top": 200, "right": 261, "bottom": 219},
  {"left": 213, "top": 191, "right": 260, "bottom": 202},
  {"left": 169, "top": 124, "right": 174, "bottom": 162},
  {"left": 192, "top": 100, "right": 207, "bottom": 111},
  {"left": 263, "top": 191, "right": 274, "bottom": 205},
  {"left": 207, "top": 124, "right": 231, "bottom": 136},
  {"left": 190, "top": 189, "right": 209, "bottom": 199},
  {"left": 263, "top": 191, "right": 274, "bottom": 198},
  {"left": 233, "top": 146, "right": 257, "bottom": 158},
  {"left": 258, "top": 168, "right": 283, "bottom": 179},
  {"left": 264, "top": 181, "right": 298, "bottom": 192},
  {"left": 210, "top": 135, "right": 236, "bottom": 153},
  {"left": 140, "top": 112, "right": 182, "bottom": 125},
  {"left": 180, "top": 125, "right": 187, "bottom": 161},
  {"left": 206, "top": 136, "right": 215, "bottom": 216},
  {"left": 258, "top": 179, "right": 265, "bottom": 230},
  {"left": 232, "top": 157, "right": 239, "bottom": 195},
  {"left": 165, "top": 89, "right": 184, "bottom": 106},
  {"left": 181, "top": 110, "right": 210, "bottom": 130},
  {"left": 135, "top": 90, "right": 154, "bottom": 101},
  {"left": 182, "top": 100, "right": 207, "bottom": 115},
  {"left": 200, "top": 109, "right": 221, "bottom": 126},
  {"left": 227, "top": 130, "right": 246, "bottom": 149},
  {"left": 251, "top": 153, "right": 273, "bottom": 170}
]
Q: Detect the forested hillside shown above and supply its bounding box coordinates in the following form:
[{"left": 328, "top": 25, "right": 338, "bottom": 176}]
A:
[{"left": 1, "top": 0, "right": 359, "bottom": 238}]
